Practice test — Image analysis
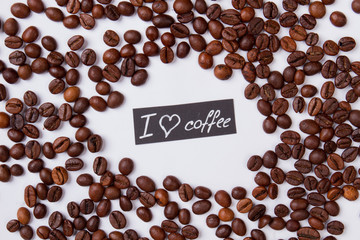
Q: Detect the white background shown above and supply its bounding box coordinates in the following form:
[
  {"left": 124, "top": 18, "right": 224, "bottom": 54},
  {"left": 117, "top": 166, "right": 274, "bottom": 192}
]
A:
[{"left": 0, "top": 0, "right": 360, "bottom": 239}]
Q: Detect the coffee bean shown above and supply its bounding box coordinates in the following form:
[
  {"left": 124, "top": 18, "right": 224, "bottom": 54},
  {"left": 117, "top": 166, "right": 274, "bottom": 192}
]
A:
[
  {"left": 181, "top": 225, "right": 198, "bottom": 239},
  {"left": 68, "top": 35, "right": 84, "bottom": 51},
  {"left": 268, "top": 186, "right": 279, "bottom": 200},
  {"left": 47, "top": 186, "right": 62, "bottom": 202},
  {"left": 178, "top": 183, "right": 193, "bottom": 202},
  {"left": 136, "top": 207, "right": 152, "bottom": 222},
  {"left": 20, "top": 225, "right": 34, "bottom": 240},
  {"left": 327, "top": 221, "right": 344, "bottom": 235},
  {"left": 139, "top": 192, "right": 155, "bottom": 208},
  {"left": 248, "top": 204, "right": 266, "bottom": 221},
  {"left": 51, "top": 166, "right": 68, "bottom": 185},
  {"left": 135, "top": 175, "right": 155, "bottom": 192},
  {"left": 108, "top": 211, "right": 126, "bottom": 229},
  {"left": 288, "top": 187, "right": 306, "bottom": 199},
  {"left": 7, "top": 219, "right": 20, "bottom": 233},
  {"left": 80, "top": 13, "right": 95, "bottom": 29},
  {"left": 192, "top": 200, "right": 211, "bottom": 214},
  {"left": 279, "top": 12, "right": 298, "bottom": 27},
  {"left": 330, "top": 11, "right": 347, "bottom": 27},
  {"left": 49, "top": 211, "right": 63, "bottom": 229},
  {"left": 11, "top": 3, "right": 30, "bottom": 18},
  {"left": 87, "top": 134, "right": 102, "bottom": 153}
]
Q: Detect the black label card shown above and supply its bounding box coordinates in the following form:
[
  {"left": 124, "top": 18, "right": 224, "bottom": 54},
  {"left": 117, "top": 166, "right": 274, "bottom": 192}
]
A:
[{"left": 133, "top": 99, "right": 237, "bottom": 145}]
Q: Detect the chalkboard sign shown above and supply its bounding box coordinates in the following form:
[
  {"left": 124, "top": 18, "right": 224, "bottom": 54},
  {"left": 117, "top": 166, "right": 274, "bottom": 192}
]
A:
[{"left": 133, "top": 99, "right": 237, "bottom": 144}]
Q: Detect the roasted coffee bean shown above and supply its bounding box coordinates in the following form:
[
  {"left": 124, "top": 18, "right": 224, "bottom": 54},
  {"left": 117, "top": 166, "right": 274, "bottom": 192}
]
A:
[
  {"left": 19, "top": 225, "right": 34, "bottom": 240},
  {"left": 87, "top": 134, "right": 102, "bottom": 152},
  {"left": 109, "top": 211, "right": 127, "bottom": 229},
  {"left": 268, "top": 183, "right": 278, "bottom": 199},
  {"left": 279, "top": 12, "right": 298, "bottom": 27},
  {"left": 206, "top": 4, "right": 221, "bottom": 20},
  {"left": 338, "top": 37, "right": 355, "bottom": 52},
  {"left": 47, "top": 186, "right": 62, "bottom": 202},
  {"left": 206, "top": 214, "right": 220, "bottom": 228},
  {"left": 80, "top": 13, "right": 95, "bottom": 29},
  {"left": 327, "top": 221, "right": 344, "bottom": 235},
  {"left": 7, "top": 219, "right": 20, "bottom": 233},
  {"left": 236, "top": 198, "right": 253, "bottom": 213},
  {"left": 120, "top": 196, "right": 133, "bottom": 211},
  {"left": 244, "top": 83, "right": 260, "bottom": 100},
  {"left": 28, "top": 159, "right": 44, "bottom": 173},
  {"left": 152, "top": 14, "right": 174, "bottom": 28},
  {"left": 163, "top": 175, "right": 181, "bottom": 191},
  {"left": 48, "top": 211, "right": 63, "bottom": 229},
  {"left": 79, "top": 199, "right": 94, "bottom": 215},
  {"left": 178, "top": 209, "right": 191, "bottom": 225},
  {"left": 9, "top": 51, "right": 26, "bottom": 66},
  {"left": 76, "top": 174, "right": 93, "bottom": 187},
  {"left": 194, "top": 186, "right": 212, "bottom": 199},
  {"left": 136, "top": 176, "right": 155, "bottom": 192},
  {"left": 288, "top": 187, "right": 306, "bottom": 199},
  {"left": 93, "top": 156, "right": 107, "bottom": 175},
  {"left": 164, "top": 201, "right": 180, "bottom": 219},
  {"left": 248, "top": 204, "right": 266, "bottom": 221},
  {"left": 178, "top": 183, "right": 193, "bottom": 202},
  {"left": 139, "top": 192, "right": 156, "bottom": 208},
  {"left": 103, "top": 30, "right": 120, "bottom": 47},
  {"left": 67, "top": 201, "right": 80, "bottom": 219},
  {"left": 263, "top": 1, "right": 278, "bottom": 19},
  {"left": 252, "top": 186, "right": 268, "bottom": 200},
  {"left": 96, "top": 199, "right": 111, "bottom": 217},
  {"left": 105, "top": 4, "right": 120, "bottom": 20},
  {"left": 137, "top": 207, "right": 152, "bottom": 222},
  {"left": 181, "top": 225, "right": 198, "bottom": 239},
  {"left": 192, "top": 200, "right": 211, "bottom": 214}
]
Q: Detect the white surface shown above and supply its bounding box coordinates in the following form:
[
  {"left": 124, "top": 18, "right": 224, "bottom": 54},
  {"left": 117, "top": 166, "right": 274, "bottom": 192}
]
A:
[{"left": 0, "top": 0, "right": 360, "bottom": 239}]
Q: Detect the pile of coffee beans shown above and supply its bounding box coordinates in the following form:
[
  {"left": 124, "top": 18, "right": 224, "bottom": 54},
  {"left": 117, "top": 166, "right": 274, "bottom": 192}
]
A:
[{"left": 1, "top": 0, "right": 360, "bottom": 239}]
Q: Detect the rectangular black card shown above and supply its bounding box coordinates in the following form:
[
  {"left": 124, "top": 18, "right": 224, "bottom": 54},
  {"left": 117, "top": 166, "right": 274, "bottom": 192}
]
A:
[{"left": 133, "top": 99, "right": 237, "bottom": 145}]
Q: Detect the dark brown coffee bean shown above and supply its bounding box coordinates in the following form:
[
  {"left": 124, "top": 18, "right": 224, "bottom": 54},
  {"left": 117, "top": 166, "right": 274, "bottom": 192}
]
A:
[
  {"left": 47, "top": 186, "right": 62, "bottom": 202},
  {"left": 206, "top": 214, "right": 220, "bottom": 228},
  {"left": 131, "top": 69, "right": 148, "bottom": 86},
  {"left": 338, "top": 36, "right": 355, "bottom": 51},
  {"left": 93, "top": 156, "right": 107, "bottom": 175},
  {"left": 327, "top": 221, "right": 344, "bottom": 235},
  {"left": 248, "top": 204, "right": 266, "bottom": 221},
  {"left": 103, "top": 30, "right": 120, "bottom": 47},
  {"left": 181, "top": 225, "right": 198, "bottom": 239},
  {"left": 206, "top": 4, "right": 221, "bottom": 20},
  {"left": 137, "top": 207, "right": 152, "bottom": 222},
  {"left": 68, "top": 35, "right": 84, "bottom": 51},
  {"left": 263, "top": 1, "right": 278, "bottom": 19},
  {"left": 136, "top": 175, "right": 156, "bottom": 192},
  {"left": 20, "top": 225, "right": 34, "bottom": 240},
  {"left": 280, "top": 12, "right": 298, "bottom": 27},
  {"left": 7, "top": 219, "right": 20, "bottom": 233},
  {"left": 105, "top": 4, "right": 120, "bottom": 20},
  {"left": 119, "top": 196, "right": 133, "bottom": 211},
  {"left": 48, "top": 211, "right": 63, "bottom": 229},
  {"left": 80, "top": 13, "right": 95, "bottom": 29},
  {"left": 192, "top": 200, "right": 211, "bottom": 214},
  {"left": 87, "top": 134, "right": 102, "bottom": 153},
  {"left": 323, "top": 40, "right": 339, "bottom": 56},
  {"left": 11, "top": 3, "right": 30, "bottom": 18},
  {"left": 109, "top": 211, "right": 127, "bottom": 229},
  {"left": 139, "top": 192, "right": 156, "bottom": 208},
  {"left": 178, "top": 209, "right": 191, "bottom": 225},
  {"left": 152, "top": 14, "right": 174, "bottom": 28}
]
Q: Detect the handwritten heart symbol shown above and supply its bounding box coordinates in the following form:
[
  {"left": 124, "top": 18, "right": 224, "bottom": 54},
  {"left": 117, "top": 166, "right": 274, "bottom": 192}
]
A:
[{"left": 159, "top": 114, "right": 181, "bottom": 138}]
